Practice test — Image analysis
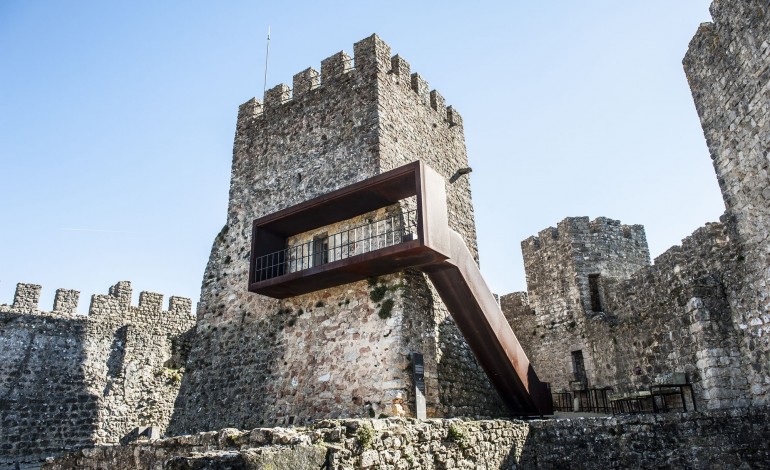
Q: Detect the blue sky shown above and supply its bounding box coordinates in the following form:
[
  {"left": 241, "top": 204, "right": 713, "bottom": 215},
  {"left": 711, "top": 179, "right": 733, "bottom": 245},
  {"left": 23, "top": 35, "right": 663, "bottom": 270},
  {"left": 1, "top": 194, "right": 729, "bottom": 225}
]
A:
[{"left": 0, "top": 1, "right": 721, "bottom": 311}]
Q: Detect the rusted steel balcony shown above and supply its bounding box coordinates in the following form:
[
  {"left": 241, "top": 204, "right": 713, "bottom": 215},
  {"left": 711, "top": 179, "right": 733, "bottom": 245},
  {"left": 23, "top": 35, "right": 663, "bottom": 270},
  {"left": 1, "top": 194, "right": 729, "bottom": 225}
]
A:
[
  {"left": 248, "top": 161, "right": 451, "bottom": 299},
  {"left": 248, "top": 161, "right": 553, "bottom": 416}
]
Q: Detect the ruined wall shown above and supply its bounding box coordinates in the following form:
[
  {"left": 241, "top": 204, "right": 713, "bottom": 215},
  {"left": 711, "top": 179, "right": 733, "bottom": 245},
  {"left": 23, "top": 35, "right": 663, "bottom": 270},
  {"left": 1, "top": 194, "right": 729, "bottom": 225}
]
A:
[
  {"left": 684, "top": 0, "right": 770, "bottom": 405},
  {"left": 0, "top": 282, "right": 194, "bottom": 468},
  {"left": 170, "top": 35, "right": 505, "bottom": 435},
  {"left": 503, "top": 0, "right": 770, "bottom": 411},
  {"left": 46, "top": 407, "right": 770, "bottom": 469}
]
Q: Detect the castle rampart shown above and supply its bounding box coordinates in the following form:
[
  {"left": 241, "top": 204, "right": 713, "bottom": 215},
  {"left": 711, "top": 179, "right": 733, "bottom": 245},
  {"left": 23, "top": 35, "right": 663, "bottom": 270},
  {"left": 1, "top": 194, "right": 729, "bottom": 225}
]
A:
[
  {"left": 0, "top": 281, "right": 194, "bottom": 468},
  {"left": 6, "top": 1, "right": 770, "bottom": 466}
]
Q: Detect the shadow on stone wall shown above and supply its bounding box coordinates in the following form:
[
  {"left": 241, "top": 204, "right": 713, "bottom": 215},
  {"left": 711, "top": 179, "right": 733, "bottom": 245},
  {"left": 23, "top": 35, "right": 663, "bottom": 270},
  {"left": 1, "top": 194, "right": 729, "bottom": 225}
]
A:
[
  {"left": 514, "top": 409, "right": 770, "bottom": 468},
  {"left": 0, "top": 313, "right": 100, "bottom": 469},
  {"left": 168, "top": 314, "right": 290, "bottom": 434}
]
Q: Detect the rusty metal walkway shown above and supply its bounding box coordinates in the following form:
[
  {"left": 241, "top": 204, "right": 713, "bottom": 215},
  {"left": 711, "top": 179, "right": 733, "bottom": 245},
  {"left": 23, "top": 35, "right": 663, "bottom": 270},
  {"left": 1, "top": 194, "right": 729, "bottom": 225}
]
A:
[{"left": 248, "top": 161, "right": 552, "bottom": 416}]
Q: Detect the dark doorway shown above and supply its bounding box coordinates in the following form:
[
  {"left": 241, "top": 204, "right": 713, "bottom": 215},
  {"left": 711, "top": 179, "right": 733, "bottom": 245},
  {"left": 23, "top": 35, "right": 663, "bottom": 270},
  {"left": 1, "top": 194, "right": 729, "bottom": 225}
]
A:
[
  {"left": 588, "top": 274, "right": 603, "bottom": 312},
  {"left": 572, "top": 350, "right": 587, "bottom": 384}
]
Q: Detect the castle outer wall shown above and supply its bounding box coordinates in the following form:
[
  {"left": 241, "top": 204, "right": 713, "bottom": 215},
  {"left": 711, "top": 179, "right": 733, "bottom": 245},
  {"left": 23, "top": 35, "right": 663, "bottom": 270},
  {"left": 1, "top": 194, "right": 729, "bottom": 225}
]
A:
[{"left": 0, "top": 282, "right": 194, "bottom": 469}]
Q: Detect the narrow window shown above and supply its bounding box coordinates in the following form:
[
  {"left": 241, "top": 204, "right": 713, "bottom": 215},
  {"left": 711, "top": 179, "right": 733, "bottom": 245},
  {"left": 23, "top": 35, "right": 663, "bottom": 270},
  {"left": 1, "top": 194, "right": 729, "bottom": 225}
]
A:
[
  {"left": 572, "top": 350, "right": 586, "bottom": 383},
  {"left": 588, "top": 274, "right": 603, "bottom": 312},
  {"left": 313, "top": 234, "right": 329, "bottom": 267}
]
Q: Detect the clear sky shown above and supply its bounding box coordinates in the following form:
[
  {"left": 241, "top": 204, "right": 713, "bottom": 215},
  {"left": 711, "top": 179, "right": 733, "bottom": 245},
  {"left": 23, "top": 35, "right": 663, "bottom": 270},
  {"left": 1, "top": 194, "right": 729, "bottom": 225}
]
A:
[{"left": 0, "top": 1, "right": 722, "bottom": 311}]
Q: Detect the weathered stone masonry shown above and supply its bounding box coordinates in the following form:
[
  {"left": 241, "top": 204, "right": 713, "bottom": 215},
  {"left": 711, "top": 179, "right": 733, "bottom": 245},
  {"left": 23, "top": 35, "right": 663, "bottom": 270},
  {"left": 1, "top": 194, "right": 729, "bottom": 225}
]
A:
[
  {"left": 169, "top": 34, "right": 505, "bottom": 436},
  {"left": 0, "top": 282, "right": 194, "bottom": 469},
  {"left": 503, "top": 0, "right": 770, "bottom": 411},
  {"left": 504, "top": 217, "right": 650, "bottom": 394},
  {"left": 11, "top": 1, "right": 770, "bottom": 467},
  {"left": 44, "top": 407, "right": 770, "bottom": 469},
  {"left": 684, "top": 0, "right": 770, "bottom": 405},
  {"left": 505, "top": 217, "right": 749, "bottom": 409}
]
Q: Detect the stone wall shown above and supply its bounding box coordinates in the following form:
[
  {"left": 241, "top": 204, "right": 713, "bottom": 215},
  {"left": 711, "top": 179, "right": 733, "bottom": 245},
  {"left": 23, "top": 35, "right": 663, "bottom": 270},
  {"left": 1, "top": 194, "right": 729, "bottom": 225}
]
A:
[
  {"left": 684, "top": 0, "right": 770, "bottom": 406},
  {"left": 169, "top": 34, "right": 506, "bottom": 436},
  {"left": 505, "top": 218, "right": 749, "bottom": 409},
  {"left": 0, "top": 282, "right": 194, "bottom": 469},
  {"left": 45, "top": 407, "right": 770, "bottom": 469},
  {"left": 503, "top": 0, "right": 770, "bottom": 413},
  {"left": 591, "top": 220, "right": 747, "bottom": 407}
]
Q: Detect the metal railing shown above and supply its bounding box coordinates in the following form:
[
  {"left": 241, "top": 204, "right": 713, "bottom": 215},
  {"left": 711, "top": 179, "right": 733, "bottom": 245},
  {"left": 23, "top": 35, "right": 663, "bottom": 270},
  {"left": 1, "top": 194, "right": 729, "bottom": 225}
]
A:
[
  {"left": 552, "top": 388, "right": 613, "bottom": 413},
  {"left": 552, "top": 392, "right": 573, "bottom": 412},
  {"left": 252, "top": 209, "right": 418, "bottom": 282},
  {"left": 575, "top": 387, "right": 612, "bottom": 413}
]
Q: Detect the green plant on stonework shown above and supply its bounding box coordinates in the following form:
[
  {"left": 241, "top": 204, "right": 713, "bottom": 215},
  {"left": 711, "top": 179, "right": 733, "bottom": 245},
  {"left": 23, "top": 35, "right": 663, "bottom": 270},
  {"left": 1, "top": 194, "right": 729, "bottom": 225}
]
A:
[
  {"left": 154, "top": 367, "right": 184, "bottom": 386},
  {"left": 356, "top": 425, "right": 376, "bottom": 449},
  {"left": 448, "top": 423, "right": 469, "bottom": 449},
  {"left": 370, "top": 285, "right": 388, "bottom": 303},
  {"left": 378, "top": 299, "right": 394, "bottom": 319}
]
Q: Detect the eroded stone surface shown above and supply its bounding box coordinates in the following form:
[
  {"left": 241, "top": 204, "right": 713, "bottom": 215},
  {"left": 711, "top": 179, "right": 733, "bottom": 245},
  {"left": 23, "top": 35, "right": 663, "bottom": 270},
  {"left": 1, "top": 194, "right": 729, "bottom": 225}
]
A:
[{"left": 43, "top": 409, "right": 770, "bottom": 469}]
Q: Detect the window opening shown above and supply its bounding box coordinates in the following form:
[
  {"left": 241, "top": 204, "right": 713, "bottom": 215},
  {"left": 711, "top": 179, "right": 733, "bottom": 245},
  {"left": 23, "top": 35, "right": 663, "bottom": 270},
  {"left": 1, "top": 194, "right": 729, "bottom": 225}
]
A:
[{"left": 588, "top": 274, "right": 603, "bottom": 312}]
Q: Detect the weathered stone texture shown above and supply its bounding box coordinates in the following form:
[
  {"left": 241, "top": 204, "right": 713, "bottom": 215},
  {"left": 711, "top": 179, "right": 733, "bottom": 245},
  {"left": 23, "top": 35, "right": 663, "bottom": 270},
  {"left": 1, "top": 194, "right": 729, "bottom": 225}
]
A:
[
  {"left": 684, "top": 0, "right": 770, "bottom": 405},
  {"left": 170, "top": 34, "right": 505, "bottom": 435},
  {"left": 502, "top": 0, "right": 770, "bottom": 413},
  {"left": 0, "top": 282, "right": 194, "bottom": 468},
  {"left": 507, "top": 217, "right": 650, "bottom": 392},
  {"left": 507, "top": 217, "right": 750, "bottom": 409},
  {"left": 44, "top": 408, "right": 770, "bottom": 469}
]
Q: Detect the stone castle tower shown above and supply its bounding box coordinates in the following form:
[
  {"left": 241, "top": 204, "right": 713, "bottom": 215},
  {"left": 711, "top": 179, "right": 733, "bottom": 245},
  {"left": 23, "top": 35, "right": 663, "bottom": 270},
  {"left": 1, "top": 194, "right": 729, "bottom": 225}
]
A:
[
  {"left": 168, "top": 35, "right": 507, "bottom": 434},
  {"left": 684, "top": 0, "right": 770, "bottom": 406},
  {"left": 504, "top": 217, "right": 651, "bottom": 392}
]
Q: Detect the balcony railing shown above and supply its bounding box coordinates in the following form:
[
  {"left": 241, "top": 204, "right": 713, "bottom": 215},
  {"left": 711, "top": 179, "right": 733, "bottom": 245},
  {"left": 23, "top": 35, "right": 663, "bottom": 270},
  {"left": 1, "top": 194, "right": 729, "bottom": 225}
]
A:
[{"left": 252, "top": 209, "right": 418, "bottom": 282}]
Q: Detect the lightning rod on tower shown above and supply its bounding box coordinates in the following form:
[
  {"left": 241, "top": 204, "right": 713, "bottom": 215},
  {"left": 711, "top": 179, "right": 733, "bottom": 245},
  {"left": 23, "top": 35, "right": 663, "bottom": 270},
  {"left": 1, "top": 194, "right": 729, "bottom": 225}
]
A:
[{"left": 263, "top": 26, "right": 271, "bottom": 98}]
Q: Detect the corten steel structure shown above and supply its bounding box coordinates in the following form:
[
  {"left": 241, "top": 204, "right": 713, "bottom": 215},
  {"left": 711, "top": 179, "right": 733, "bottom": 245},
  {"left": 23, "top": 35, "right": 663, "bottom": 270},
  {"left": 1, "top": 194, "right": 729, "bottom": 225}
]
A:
[{"left": 249, "top": 161, "right": 553, "bottom": 416}]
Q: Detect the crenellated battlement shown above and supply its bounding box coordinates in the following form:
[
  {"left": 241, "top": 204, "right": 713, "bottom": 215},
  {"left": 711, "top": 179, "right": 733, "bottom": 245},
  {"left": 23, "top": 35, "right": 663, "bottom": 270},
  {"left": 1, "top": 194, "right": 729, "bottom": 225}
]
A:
[
  {"left": 236, "top": 34, "right": 463, "bottom": 128},
  {"left": 0, "top": 281, "right": 191, "bottom": 318},
  {"left": 522, "top": 216, "right": 647, "bottom": 254},
  {"left": 89, "top": 281, "right": 193, "bottom": 317},
  {"left": 0, "top": 282, "right": 81, "bottom": 315}
]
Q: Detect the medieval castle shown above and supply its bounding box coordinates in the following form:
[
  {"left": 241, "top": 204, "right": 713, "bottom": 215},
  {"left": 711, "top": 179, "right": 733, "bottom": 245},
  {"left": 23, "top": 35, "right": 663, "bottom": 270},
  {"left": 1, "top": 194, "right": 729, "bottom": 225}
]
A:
[{"left": 1, "top": 0, "right": 769, "bottom": 468}]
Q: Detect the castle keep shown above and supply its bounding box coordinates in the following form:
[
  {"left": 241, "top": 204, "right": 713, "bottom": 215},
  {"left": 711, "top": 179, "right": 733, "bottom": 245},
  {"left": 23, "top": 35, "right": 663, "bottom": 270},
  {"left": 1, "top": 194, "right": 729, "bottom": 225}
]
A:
[
  {"left": 167, "top": 35, "right": 510, "bottom": 436},
  {"left": 3, "top": 0, "right": 770, "bottom": 467}
]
